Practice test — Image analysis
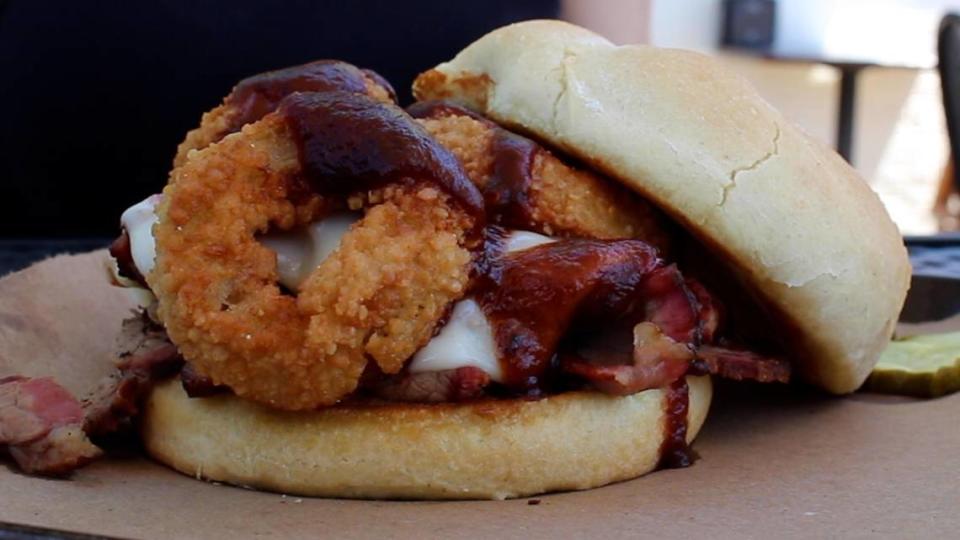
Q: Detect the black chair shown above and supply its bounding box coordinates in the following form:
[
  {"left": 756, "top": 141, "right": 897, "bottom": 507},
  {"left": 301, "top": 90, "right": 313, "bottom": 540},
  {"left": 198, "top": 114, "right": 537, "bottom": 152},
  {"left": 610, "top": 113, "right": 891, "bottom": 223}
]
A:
[
  {"left": 938, "top": 14, "right": 960, "bottom": 194},
  {"left": 898, "top": 12, "right": 960, "bottom": 314}
]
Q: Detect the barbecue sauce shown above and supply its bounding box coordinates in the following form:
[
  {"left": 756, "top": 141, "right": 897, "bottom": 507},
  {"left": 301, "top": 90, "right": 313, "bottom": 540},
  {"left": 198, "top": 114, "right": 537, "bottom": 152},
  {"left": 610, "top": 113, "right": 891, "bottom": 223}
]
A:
[
  {"left": 225, "top": 60, "right": 395, "bottom": 135},
  {"left": 276, "top": 92, "right": 485, "bottom": 239},
  {"left": 486, "top": 132, "right": 540, "bottom": 229},
  {"left": 408, "top": 100, "right": 542, "bottom": 230},
  {"left": 472, "top": 239, "right": 662, "bottom": 391},
  {"left": 658, "top": 377, "right": 696, "bottom": 469},
  {"left": 473, "top": 238, "right": 700, "bottom": 466}
]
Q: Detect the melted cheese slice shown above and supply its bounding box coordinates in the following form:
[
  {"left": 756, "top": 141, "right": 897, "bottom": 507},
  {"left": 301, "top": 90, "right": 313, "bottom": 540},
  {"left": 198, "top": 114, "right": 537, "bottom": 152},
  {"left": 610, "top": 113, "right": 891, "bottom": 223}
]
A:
[
  {"left": 407, "top": 230, "right": 557, "bottom": 380},
  {"left": 503, "top": 230, "right": 556, "bottom": 253},
  {"left": 118, "top": 195, "right": 360, "bottom": 293},
  {"left": 259, "top": 212, "right": 360, "bottom": 290},
  {"left": 121, "top": 194, "right": 162, "bottom": 277},
  {"left": 409, "top": 298, "right": 503, "bottom": 381}
]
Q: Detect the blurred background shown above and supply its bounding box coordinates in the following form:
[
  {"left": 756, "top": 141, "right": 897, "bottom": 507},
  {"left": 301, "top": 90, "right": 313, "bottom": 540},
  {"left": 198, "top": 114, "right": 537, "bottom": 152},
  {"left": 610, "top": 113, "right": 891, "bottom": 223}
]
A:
[
  {"left": 572, "top": 0, "right": 959, "bottom": 237},
  {"left": 2, "top": 0, "right": 960, "bottom": 246}
]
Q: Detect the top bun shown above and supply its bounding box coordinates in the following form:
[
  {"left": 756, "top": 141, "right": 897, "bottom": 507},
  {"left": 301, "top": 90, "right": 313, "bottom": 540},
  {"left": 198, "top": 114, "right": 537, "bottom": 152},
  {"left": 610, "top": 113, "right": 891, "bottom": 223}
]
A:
[{"left": 414, "top": 20, "right": 910, "bottom": 393}]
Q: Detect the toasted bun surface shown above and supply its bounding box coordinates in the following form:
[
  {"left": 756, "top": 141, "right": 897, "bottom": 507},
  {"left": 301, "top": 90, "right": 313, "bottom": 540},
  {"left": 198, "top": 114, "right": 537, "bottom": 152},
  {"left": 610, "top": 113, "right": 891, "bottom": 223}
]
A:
[
  {"left": 142, "top": 376, "right": 711, "bottom": 500},
  {"left": 413, "top": 20, "right": 910, "bottom": 393}
]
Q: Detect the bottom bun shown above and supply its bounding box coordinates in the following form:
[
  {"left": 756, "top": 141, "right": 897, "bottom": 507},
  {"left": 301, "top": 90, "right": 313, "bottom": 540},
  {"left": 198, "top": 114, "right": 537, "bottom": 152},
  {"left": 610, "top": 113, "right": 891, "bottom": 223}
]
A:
[{"left": 142, "top": 375, "right": 712, "bottom": 500}]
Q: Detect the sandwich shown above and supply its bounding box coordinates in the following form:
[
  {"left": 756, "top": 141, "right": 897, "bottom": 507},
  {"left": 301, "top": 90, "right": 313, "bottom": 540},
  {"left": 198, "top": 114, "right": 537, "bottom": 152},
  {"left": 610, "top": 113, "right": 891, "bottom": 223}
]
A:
[{"left": 0, "top": 20, "right": 909, "bottom": 500}]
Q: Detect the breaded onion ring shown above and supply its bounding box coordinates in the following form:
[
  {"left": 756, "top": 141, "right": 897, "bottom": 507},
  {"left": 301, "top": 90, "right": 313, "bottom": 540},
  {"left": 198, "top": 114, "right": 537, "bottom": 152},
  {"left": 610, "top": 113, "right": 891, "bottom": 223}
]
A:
[
  {"left": 408, "top": 101, "right": 672, "bottom": 252},
  {"left": 174, "top": 60, "right": 396, "bottom": 168},
  {"left": 152, "top": 92, "right": 483, "bottom": 410}
]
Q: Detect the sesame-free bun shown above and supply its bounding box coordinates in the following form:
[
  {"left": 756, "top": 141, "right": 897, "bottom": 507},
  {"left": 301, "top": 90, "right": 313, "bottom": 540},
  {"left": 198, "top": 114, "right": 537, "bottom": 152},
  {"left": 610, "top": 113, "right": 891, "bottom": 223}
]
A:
[
  {"left": 413, "top": 20, "right": 910, "bottom": 393},
  {"left": 142, "top": 376, "right": 711, "bottom": 500}
]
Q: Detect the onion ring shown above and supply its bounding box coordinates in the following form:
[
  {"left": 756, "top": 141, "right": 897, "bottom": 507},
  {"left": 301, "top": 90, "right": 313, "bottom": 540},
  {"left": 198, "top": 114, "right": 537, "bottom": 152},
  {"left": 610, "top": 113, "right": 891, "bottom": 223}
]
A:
[
  {"left": 408, "top": 101, "right": 672, "bottom": 253},
  {"left": 152, "top": 92, "right": 483, "bottom": 410}
]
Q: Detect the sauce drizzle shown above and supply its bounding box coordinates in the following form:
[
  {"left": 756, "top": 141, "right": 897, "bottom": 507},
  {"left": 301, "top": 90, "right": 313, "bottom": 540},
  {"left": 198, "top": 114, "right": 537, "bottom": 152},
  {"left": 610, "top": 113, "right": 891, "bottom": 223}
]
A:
[
  {"left": 226, "top": 60, "right": 395, "bottom": 136},
  {"left": 485, "top": 131, "right": 539, "bottom": 229},
  {"left": 472, "top": 239, "right": 662, "bottom": 392},
  {"left": 276, "top": 92, "right": 485, "bottom": 236},
  {"left": 658, "top": 376, "right": 696, "bottom": 468},
  {"left": 408, "top": 100, "right": 543, "bottom": 230}
]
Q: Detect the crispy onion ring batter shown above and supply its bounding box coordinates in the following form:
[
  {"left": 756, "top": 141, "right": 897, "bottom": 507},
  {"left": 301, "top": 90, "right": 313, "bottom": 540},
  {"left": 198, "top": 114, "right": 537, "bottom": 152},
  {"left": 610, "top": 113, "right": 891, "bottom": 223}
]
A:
[
  {"left": 153, "top": 93, "right": 481, "bottom": 410},
  {"left": 408, "top": 101, "right": 673, "bottom": 253}
]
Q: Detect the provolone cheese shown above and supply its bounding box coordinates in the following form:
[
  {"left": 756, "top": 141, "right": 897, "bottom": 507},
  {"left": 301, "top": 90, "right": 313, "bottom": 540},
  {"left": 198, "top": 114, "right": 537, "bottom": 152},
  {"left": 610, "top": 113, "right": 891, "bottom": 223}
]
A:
[
  {"left": 408, "top": 298, "right": 503, "bottom": 381},
  {"left": 260, "top": 212, "right": 360, "bottom": 290},
  {"left": 503, "top": 230, "right": 555, "bottom": 253},
  {"left": 120, "top": 194, "right": 162, "bottom": 277},
  {"left": 117, "top": 195, "right": 360, "bottom": 293}
]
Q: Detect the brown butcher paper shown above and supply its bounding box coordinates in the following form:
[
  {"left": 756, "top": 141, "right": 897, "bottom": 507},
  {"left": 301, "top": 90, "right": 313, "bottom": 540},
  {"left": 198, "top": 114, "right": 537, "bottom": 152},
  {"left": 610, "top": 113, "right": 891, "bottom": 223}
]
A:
[{"left": 0, "top": 251, "right": 957, "bottom": 539}]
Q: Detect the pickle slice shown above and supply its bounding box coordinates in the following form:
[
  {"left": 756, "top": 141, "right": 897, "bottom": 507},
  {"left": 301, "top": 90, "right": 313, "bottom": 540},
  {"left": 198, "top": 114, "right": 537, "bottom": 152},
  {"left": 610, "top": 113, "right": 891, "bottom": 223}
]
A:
[{"left": 864, "top": 332, "right": 960, "bottom": 397}]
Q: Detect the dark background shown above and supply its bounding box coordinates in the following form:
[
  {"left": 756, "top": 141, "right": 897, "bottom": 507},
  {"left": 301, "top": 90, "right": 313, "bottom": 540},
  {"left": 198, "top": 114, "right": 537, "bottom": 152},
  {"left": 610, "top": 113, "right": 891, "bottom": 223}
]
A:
[{"left": 0, "top": 0, "right": 557, "bottom": 238}]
